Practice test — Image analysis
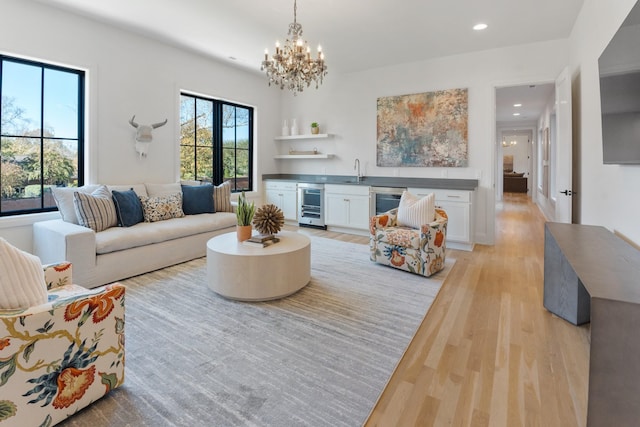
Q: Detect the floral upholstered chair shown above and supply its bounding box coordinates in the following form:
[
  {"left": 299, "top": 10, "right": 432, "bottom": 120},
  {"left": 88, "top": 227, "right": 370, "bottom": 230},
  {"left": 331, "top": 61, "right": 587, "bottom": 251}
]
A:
[
  {"left": 369, "top": 207, "right": 448, "bottom": 277},
  {"left": 0, "top": 261, "right": 125, "bottom": 426}
]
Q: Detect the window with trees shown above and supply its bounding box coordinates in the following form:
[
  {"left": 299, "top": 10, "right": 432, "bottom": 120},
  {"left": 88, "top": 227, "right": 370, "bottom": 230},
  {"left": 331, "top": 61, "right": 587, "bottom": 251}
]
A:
[
  {"left": 0, "top": 56, "right": 84, "bottom": 216},
  {"left": 180, "top": 93, "right": 253, "bottom": 192}
]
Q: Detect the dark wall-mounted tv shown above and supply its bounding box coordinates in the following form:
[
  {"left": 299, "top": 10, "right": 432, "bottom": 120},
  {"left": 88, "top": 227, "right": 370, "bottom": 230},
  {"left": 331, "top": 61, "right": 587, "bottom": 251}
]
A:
[{"left": 598, "top": 1, "right": 640, "bottom": 165}]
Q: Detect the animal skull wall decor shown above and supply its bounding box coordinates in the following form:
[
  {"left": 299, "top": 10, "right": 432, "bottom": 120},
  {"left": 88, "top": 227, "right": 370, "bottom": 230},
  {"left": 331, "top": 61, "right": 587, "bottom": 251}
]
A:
[{"left": 128, "top": 115, "right": 168, "bottom": 158}]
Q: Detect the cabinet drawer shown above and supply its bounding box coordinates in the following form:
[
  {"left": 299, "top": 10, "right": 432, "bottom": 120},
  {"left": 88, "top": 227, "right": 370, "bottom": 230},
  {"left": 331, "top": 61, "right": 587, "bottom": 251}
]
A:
[
  {"left": 265, "top": 180, "right": 297, "bottom": 191},
  {"left": 325, "top": 184, "right": 370, "bottom": 196},
  {"left": 408, "top": 187, "right": 471, "bottom": 203}
]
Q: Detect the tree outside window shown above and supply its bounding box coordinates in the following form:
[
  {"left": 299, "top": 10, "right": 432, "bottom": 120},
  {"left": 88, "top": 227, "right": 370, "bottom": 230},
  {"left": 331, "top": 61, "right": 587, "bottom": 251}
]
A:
[
  {"left": 0, "top": 56, "right": 84, "bottom": 216},
  {"left": 180, "top": 93, "right": 252, "bottom": 192}
]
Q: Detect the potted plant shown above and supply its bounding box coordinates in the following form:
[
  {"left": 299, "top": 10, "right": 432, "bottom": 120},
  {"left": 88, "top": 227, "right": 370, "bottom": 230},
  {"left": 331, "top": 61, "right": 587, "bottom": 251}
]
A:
[
  {"left": 310, "top": 122, "right": 320, "bottom": 134},
  {"left": 236, "top": 191, "right": 255, "bottom": 241}
]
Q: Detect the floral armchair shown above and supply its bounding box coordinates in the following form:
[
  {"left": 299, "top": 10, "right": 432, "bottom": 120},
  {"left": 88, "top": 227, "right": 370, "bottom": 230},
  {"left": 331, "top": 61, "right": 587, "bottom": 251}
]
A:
[
  {"left": 0, "top": 262, "right": 125, "bottom": 426},
  {"left": 370, "top": 207, "right": 447, "bottom": 277}
]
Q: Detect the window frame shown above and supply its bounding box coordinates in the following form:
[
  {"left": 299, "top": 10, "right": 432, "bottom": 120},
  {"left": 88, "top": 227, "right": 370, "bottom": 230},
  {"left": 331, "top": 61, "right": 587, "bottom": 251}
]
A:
[
  {"left": 0, "top": 54, "right": 85, "bottom": 217},
  {"left": 179, "top": 92, "right": 253, "bottom": 193}
]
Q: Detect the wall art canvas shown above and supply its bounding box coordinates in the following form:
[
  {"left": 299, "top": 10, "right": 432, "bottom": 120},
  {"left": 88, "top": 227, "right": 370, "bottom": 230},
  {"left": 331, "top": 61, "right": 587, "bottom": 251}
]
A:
[{"left": 377, "top": 88, "right": 468, "bottom": 167}]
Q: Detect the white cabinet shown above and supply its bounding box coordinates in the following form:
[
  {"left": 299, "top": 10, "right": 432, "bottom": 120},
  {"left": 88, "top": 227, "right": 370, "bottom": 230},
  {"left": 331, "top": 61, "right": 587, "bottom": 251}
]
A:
[
  {"left": 408, "top": 187, "right": 475, "bottom": 251},
  {"left": 324, "top": 184, "right": 370, "bottom": 231},
  {"left": 264, "top": 181, "right": 297, "bottom": 221}
]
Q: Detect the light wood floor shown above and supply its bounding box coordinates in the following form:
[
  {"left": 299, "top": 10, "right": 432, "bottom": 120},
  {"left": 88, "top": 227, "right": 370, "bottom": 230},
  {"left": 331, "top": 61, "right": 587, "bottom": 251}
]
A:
[{"left": 300, "top": 193, "right": 591, "bottom": 427}]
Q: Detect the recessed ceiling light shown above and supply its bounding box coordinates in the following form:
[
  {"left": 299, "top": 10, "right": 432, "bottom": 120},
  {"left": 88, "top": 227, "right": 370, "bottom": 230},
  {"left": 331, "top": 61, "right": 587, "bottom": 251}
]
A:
[
  {"left": 513, "top": 113, "right": 521, "bottom": 116},
  {"left": 473, "top": 23, "right": 488, "bottom": 31},
  {"left": 513, "top": 103, "right": 522, "bottom": 107}
]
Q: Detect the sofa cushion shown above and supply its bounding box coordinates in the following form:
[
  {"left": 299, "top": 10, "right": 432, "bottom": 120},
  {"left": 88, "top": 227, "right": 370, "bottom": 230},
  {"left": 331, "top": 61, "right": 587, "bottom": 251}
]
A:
[
  {"left": 52, "top": 185, "right": 102, "bottom": 224},
  {"left": 112, "top": 189, "right": 144, "bottom": 227},
  {"left": 0, "top": 238, "right": 48, "bottom": 309},
  {"left": 145, "top": 182, "right": 182, "bottom": 197},
  {"left": 397, "top": 190, "right": 435, "bottom": 229},
  {"left": 73, "top": 186, "right": 118, "bottom": 232},
  {"left": 139, "top": 193, "right": 185, "bottom": 222},
  {"left": 95, "top": 212, "right": 236, "bottom": 254},
  {"left": 182, "top": 184, "right": 215, "bottom": 215},
  {"left": 214, "top": 181, "right": 233, "bottom": 213}
]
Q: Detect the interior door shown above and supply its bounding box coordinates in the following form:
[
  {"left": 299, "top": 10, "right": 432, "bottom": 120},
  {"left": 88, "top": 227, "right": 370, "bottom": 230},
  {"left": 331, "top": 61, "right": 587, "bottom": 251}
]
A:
[{"left": 555, "top": 67, "right": 573, "bottom": 223}]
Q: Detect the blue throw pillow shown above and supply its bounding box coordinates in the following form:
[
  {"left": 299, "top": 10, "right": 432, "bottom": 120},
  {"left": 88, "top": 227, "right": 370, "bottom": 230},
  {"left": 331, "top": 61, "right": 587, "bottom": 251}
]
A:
[
  {"left": 181, "top": 184, "right": 215, "bottom": 215},
  {"left": 112, "top": 189, "right": 144, "bottom": 227}
]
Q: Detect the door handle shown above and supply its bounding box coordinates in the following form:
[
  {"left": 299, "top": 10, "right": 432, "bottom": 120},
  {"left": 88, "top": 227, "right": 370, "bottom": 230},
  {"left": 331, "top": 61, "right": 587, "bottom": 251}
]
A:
[{"left": 560, "top": 190, "right": 576, "bottom": 196}]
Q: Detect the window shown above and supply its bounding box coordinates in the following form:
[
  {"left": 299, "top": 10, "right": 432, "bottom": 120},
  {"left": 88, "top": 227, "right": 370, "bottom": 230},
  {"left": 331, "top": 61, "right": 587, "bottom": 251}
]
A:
[
  {"left": 0, "top": 56, "right": 84, "bottom": 216},
  {"left": 180, "top": 93, "right": 253, "bottom": 192}
]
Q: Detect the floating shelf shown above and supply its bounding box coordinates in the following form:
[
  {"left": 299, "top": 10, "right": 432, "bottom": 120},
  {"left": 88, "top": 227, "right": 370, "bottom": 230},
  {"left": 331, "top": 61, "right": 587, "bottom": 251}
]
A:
[
  {"left": 274, "top": 154, "right": 334, "bottom": 159},
  {"left": 274, "top": 133, "right": 331, "bottom": 141}
]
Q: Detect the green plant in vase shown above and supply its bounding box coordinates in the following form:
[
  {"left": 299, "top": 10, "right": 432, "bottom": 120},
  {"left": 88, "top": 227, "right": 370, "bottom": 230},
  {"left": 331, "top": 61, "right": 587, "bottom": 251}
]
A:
[
  {"left": 311, "top": 122, "right": 320, "bottom": 134},
  {"left": 236, "top": 192, "right": 255, "bottom": 241}
]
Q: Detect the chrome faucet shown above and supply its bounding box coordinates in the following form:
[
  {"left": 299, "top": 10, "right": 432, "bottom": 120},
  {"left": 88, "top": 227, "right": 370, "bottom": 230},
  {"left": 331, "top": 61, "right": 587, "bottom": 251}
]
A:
[{"left": 354, "top": 158, "right": 361, "bottom": 183}]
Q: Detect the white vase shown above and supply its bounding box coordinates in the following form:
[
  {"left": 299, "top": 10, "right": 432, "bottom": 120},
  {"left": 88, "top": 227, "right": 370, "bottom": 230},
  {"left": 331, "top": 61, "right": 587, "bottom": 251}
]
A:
[
  {"left": 291, "top": 119, "right": 299, "bottom": 136},
  {"left": 282, "top": 120, "right": 290, "bottom": 136}
]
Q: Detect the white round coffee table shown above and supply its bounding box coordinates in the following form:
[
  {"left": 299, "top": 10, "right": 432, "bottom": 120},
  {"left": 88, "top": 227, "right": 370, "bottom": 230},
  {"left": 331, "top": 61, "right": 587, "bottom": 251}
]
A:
[{"left": 206, "top": 230, "right": 311, "bottom": 301}]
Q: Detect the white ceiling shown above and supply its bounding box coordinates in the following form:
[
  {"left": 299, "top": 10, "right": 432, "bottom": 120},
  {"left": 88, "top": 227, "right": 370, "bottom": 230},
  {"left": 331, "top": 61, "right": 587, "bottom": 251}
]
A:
[
  {"left": 34, "top": 0, "right": 584, "bottom": 123},
  {"left": 496, "top": 83, "right": 556, "bottom": 124}
]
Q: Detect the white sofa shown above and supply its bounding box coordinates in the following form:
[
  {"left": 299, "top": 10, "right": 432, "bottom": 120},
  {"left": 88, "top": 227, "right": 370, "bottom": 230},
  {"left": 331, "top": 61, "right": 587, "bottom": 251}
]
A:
[{"left": 33, "top": 182, "right": 236, "bottom": 288}]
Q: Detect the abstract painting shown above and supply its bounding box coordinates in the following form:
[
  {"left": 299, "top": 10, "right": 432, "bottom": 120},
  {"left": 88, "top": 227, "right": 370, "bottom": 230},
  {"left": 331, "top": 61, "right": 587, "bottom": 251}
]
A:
[{"left": 376, "top": 88, "right": 468, "bottom": 167}]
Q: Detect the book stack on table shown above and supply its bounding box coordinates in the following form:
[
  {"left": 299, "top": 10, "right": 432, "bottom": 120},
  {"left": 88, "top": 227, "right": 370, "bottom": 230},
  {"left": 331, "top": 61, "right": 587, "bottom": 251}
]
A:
[{"left": 242, "top": 234, "right": 280, "bottom": 248}]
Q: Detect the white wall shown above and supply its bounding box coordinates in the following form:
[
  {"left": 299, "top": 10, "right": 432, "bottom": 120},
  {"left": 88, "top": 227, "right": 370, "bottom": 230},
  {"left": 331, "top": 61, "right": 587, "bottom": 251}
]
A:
[
  {"left": 275, "top": 40, "right": 571, "bottom": 245},
  {"left": 569, "top": 0, "right": 640, "bottom": 244},
  {"left": 0, "top": 0, "right": 280, "bottom": 250}
]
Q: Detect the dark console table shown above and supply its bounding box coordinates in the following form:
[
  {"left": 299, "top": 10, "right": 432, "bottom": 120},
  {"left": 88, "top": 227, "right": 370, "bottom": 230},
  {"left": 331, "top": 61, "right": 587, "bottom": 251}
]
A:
[
  {"left": 503, "top": 175, "right": 527, "bottom": 193},
  {"left": 544, "top": 222, "right": 640, "bottom": 426}
]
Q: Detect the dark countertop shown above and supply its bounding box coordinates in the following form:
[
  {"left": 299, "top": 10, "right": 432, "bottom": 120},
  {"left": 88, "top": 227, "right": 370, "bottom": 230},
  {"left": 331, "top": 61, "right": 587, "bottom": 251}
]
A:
[{"left": 262, "top": 174, "right": 478, "bottom": 191}]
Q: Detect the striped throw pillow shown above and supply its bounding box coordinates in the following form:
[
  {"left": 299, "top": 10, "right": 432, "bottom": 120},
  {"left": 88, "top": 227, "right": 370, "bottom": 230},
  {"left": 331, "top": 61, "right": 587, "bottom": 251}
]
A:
[
  {"left": 73, "top": 185, "right": 118, "bottom": 232},
  {"left": 397, "top": 190, "right": 435, "bottom": 229},
  {"left": 213, "top": 181, "right": 233, "bottom": 213}
]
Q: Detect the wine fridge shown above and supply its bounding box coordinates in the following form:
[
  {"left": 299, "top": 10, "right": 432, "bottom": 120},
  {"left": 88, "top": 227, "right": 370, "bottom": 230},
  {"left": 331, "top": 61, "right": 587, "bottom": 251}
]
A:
[{"left": 297, "top": 183, "right": 326, "bottom": 229}]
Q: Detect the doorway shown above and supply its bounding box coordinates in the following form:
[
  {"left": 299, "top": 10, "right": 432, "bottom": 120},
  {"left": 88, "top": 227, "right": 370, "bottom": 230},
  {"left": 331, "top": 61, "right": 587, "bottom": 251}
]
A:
[
  {"left": 499, "top": 129, "right": 533, "bottom": 196},
  {"left": 495, "top": 83, "right": 555, "bottom": 205}
]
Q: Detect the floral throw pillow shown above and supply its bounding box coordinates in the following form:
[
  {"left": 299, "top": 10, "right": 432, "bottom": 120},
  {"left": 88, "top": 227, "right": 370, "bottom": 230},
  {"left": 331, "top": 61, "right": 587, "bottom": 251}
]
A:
[{"left": 139, "top": 192, "right": 185, "bottom": 222}]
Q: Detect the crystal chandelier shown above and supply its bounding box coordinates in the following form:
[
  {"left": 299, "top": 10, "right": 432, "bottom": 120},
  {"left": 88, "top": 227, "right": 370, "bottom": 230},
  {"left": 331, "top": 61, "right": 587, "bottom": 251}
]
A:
[{"left": 261, "top": 0, "right": 327, "bottom": 94}]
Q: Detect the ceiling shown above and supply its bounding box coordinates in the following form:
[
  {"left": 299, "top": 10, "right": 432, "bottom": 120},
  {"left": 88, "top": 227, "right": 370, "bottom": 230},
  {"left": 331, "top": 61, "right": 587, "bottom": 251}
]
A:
[
  {"left": 496, "top": 83, "right": 556, "bottom": 125},
  {"left": 34, "top": 0, "right": 583, "bottom": 123}
]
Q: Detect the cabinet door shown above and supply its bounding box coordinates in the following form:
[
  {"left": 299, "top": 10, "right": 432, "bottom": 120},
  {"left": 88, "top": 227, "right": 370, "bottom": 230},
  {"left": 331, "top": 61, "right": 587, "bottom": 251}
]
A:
[
  {"left": 281, "top": 190, "right": 297, "bottom": 221},
  {"left": 265, "top": 188, "right": 297, "bottom": 221},
  {"left": 325, "top": 193, "right": 369, "bottom": 230},
  {"left": 325, "top": 193, "right": 349, "bottom": 226},
  {"left": 347, "top": 195, "right": 371, "bottom": 230},
  {"left": 265, "top": 189, "right": 280, "bottom": 207},
  {"left": 437, "top": 201, "right": 470, "bottom": 243}
]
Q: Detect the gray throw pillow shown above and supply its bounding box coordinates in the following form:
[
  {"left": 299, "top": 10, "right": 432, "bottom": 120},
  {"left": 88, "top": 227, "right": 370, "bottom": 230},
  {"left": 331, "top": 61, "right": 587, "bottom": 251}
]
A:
[
  {"left": 112, "top": 189, "right": 144, "bottom": 227},
  {"left": 181, "top": 184, "right": 215, "bottom": 215}
]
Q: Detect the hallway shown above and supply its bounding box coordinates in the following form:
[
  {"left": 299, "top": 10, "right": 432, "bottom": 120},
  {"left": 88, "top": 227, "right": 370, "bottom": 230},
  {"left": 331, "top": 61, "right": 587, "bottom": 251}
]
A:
[{"left": 366, "top": 193, "right": 591, "bottom": 426}]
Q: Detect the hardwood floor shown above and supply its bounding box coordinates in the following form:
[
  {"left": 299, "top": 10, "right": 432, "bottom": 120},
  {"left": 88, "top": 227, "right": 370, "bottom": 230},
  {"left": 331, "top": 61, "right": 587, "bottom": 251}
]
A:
[{"left": 299, "top": 193, "right": 591, "bottom": 427}]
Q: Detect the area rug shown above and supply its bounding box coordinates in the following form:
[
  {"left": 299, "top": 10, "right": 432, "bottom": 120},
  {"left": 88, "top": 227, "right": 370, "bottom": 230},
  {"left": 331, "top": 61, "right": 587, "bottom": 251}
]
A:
[{"left": 60, "top": 236, "right": 453, "bottom": 427}]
